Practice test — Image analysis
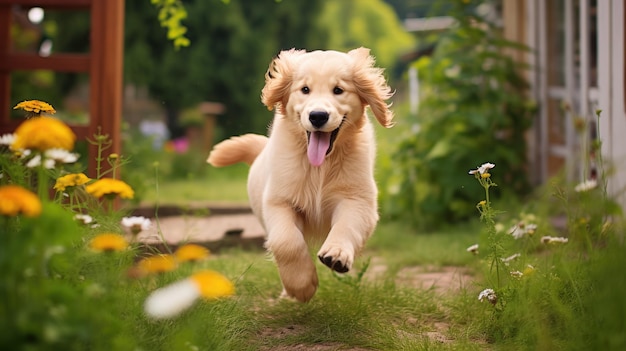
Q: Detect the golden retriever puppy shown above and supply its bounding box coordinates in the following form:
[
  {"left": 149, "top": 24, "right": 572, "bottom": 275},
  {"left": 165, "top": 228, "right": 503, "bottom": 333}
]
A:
[{"left": 207, "top": 48, "right": 393, "bottom": 302}]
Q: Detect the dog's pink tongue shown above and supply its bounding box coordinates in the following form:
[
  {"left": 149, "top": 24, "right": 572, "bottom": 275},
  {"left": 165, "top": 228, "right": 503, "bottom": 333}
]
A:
[{"left": 307, "top": 131, "right": 331, "bottom": 167}]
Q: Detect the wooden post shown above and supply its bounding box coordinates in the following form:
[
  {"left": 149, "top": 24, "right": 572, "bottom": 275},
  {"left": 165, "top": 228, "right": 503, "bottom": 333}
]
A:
[
  {"left": 198, "top": 102, "right": 225, "bottom": 153},
  {"left": 0, "top": 0, "right": 124, "bottom": 181},
  {"left": 88, "top": 0, "right": 124, "bottom": 178},
  {"left": 0, "top": 5, "right": 10, "bottom": 122}
]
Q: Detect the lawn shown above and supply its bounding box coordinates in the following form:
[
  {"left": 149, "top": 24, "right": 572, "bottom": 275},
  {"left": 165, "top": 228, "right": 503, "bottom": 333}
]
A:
[{"left": 140, "top": 162, "right": 250, "bottom": 206}]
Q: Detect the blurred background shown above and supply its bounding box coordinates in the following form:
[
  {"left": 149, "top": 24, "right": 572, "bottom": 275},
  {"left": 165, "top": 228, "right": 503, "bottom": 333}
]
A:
[{"left": 3, "top": 0, "right": 625, "bottom": 229}]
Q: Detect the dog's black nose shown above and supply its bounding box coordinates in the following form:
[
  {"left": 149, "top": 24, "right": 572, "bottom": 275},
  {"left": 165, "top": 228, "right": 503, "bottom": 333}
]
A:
[{"left": 309, "top": 111, "right": 329, "bottom": 128}]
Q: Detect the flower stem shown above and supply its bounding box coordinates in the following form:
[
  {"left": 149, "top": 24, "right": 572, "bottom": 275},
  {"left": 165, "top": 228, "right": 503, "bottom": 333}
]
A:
[{"left": 37, "top": 159, "right": 48, "bottom": 201}]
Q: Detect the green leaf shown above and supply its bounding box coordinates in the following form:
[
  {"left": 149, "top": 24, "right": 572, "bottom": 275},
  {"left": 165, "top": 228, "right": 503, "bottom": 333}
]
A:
[{"left": 426, "top": 139, "right": 452, "bottom": 160}]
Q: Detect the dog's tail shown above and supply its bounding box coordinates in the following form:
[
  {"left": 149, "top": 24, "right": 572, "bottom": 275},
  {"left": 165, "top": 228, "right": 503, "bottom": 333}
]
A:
[{"left": 207, "top": 133, "right": 268, "bottom": 167}]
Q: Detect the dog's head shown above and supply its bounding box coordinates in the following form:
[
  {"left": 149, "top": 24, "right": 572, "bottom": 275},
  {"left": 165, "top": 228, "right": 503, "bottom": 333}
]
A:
[{"left": 261, "top": 48, "right": 394, "bottom": 166}]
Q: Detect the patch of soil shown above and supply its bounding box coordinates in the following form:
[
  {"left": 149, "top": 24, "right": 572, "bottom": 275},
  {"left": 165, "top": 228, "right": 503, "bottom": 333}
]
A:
[
  {"left": 396, "top": 265, "right": 474, "bottom": 294},
  {"left": 365, "top": 258, "right": 474, "bottom": 294},
  {"left": 258, "top": 326, "right": 371, "bottom": 351}
]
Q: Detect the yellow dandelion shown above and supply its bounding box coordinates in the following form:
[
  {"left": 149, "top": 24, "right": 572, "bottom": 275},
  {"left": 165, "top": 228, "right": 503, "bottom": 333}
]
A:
[
  {"left": 85, "top": 178, "right": 134, "bottom": 199},
  {"left": 90, "top": 233, "right": 129, "bottom": 252},
  {"left": 191, "top": 270, "right": 235, "bottom": 299},
  {"left": 523, "top": 264, "right": 536, "bottom": 276},
  {"left": 0, "top": 185, "right": 42, "bottom": 217},
  {"left": 138, "top": 254, "right": 177, "bottom": 274},
  {"left": 175, "top": 244, "right": 210, "bottom": 262},
  {"left": 11, "top": 116, "right": 76, "bottom": 151},
  {"left": 14, "top": 100, "right": 56, "bottom": 115},
  {"left": 54, "top": 173, "right": 91, "bottom": 192},
  {"left": 144, "top": 270, "right": 234, "bottom": 319}
]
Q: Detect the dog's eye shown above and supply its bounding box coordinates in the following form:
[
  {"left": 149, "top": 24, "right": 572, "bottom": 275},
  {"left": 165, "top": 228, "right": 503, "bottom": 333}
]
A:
[
  {"left": 301, "top": 86, "right": 310, "bottom": 94},
  {"left": 333, "top": 87, "right": 344, "bottom": 95}
]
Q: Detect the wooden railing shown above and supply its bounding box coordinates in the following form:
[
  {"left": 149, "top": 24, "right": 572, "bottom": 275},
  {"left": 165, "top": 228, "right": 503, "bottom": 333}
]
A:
[{"left": 0, "top": 0, "right": 124, "bottom": 177}]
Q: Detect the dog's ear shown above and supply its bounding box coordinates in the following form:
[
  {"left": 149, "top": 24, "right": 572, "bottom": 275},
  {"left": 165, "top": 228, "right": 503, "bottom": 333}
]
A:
[
  {"left": 348, "top": 47, "right": 394, "bottom": 128},
  {"left": 261, "top": 49, "right": 306, "bottom": 114}
]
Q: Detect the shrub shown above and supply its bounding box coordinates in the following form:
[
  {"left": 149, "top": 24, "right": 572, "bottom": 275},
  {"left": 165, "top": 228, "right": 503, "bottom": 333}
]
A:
[{"left": 382, "top": 1, "right": 535, "bottom": 229}]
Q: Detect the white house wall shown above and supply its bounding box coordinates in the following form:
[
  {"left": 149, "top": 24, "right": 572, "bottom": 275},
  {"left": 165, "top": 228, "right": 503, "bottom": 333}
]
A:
[{"left": 597, "top": 0, "right": 626, "bottom": 210}]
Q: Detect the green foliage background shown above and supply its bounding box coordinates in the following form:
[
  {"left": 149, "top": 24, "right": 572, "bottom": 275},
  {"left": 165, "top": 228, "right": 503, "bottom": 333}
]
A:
[{"left": 380, "top": 1, "right": 535, "bottom": 229}]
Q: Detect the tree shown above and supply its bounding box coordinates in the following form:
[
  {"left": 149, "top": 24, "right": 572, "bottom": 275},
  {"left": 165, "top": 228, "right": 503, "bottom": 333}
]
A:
[
  {"left": 124, "top": 0, "right": 326, "bottom": 139},
  {"left": 316, "top": 0, "right": 416, "bottom": 70}
]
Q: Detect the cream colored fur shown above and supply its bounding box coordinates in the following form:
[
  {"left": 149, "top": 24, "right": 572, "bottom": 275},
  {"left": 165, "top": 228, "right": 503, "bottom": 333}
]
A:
[{"left": 207, "top": 48, "right": 393, "bottom": 302}]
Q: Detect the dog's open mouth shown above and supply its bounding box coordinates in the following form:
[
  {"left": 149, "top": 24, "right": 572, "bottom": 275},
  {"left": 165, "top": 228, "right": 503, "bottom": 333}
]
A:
[{"left": 306, "top": 119, "right": 344, "bottom": 167}]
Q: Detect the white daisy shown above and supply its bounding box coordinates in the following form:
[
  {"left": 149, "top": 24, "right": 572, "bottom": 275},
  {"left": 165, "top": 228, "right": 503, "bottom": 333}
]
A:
[
  {"left": 466, "top": 244, "right": 479, "bottom": 255},
  {"left": 144, "top": 270, "right": 234, "bottom": 319},
  {"left": 26, "top": 154, "right": 55, "bottom": 169},
  {"left": 0, "top": 133, "right": 15, "bottom": 146},
  {"left": 145, "top": 278, "right": 200, "bottom": 319},
  {"left": 510, "top": 271, "right": 524, "bottom": 278},
  {"left": 501, "top": 253, "right": 521, "bottom": 265},
  {"left": 509, "top": 222, "right": 538, "bottom": 239},
  {"left": 541, "top": 236, "right": 569, "bottom": 244},
  {"left": 121, "top": 216, "right": 151, "bottom": 235},
  {"left": 469, "top": 162, "right": 495, "bottom": 175},
  {"left": 45, "top": 148, "right": 79, "bottom": 164},
  {"left": 574, "top": 179, "right": 598, "bottom": 192},
  {"left": 478, "top": 288, "right": 497, "bottom": 304},
  {"left": 478, "top": 162, "right": 495, "bottom": 174},
  {"left": 74, "top": 214, "right": 94, "bottom": 225}
]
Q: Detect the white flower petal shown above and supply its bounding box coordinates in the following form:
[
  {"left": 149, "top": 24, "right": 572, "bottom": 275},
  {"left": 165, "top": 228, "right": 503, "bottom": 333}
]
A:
[
  {"left": 144, "top": 279, "right": 201, "bottom": 319},
  {"left": 26, "top": 154, "right": 41, "bottom": 168},
  {"left": 466, "top": 244, "right": 479, "bottom": 254},
  {"left": 0, "top": 133, "right": 16, "bottom": 146},
  {"left": 74, "top": 214, "right": 94, "bottom": 225},
  {"left": 477, "top": 162, "right": 495, "bottom": 174},
  {"left": 574, "top": 179, "right": 598, "bottom": 192},
  {"left": 478, "top": 288, "right": 497, "bottom": 303},
  {"left": 541, "top": 236, "right": 569, "bottom": 244},
  {"left": 43, "top": 158, "right": 56, "bottom": 169},
  {"left": 501, "top": 253, "right": 521, "bottom": 263},
  {"left": 45, "top": 148, "right": 79, "bottom": 163}
]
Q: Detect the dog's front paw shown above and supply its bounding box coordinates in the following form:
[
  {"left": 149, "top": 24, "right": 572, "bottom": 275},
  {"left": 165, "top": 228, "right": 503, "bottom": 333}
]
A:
[{"left": 317, "top": 246, "right": 353, "bottom": 273}]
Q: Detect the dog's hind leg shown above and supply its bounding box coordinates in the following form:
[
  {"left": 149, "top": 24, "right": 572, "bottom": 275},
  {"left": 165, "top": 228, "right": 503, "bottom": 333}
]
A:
[{"left": 263, "top": 202, "right": 319, "bottom": 302}]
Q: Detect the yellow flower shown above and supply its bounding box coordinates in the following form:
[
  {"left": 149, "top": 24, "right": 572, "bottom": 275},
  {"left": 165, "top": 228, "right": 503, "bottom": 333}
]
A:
[
  {"left": 523, "top": 264, "right": 536, "bottom": 276},
  {"left": 191, "top": 270, "right": 235, "bottom": 299},
  {"left": 54, "top": 173, "right": 91, "bottom": 192},
  {"left": 481, "top": 173, "right": 491, "bottom": 179},
  {"left": 85, "top": 178, "right": 134, "bottom": 199},
  {"left": 175, "top": 244, "right": 210, "bottom": 262},
  {"left": 138, "top": 254, "right": 177, "bottom": 274},
  {"left": 11, "top": 116, "right": 76, "bottom": 151},
  {"left": 0, "top": 185, "right": 42, "bottom": 217},
  {"left": 90, "top": 233, "right": 129, "bottom": 252},
  {"left": 14, "top": 100, "right": 56, "bottom": 115}
]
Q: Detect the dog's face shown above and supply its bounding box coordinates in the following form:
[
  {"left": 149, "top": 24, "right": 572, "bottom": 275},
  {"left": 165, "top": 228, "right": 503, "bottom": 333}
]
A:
[{"left": 261, "top": 48, "right": 394, "bottom": 166}]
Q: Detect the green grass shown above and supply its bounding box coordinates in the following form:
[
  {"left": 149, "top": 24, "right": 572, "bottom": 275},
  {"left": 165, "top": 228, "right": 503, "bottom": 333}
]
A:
[
  {"left": 131, "top": 220, "right": 489, "bottom": 351},
  {"left": 141, "top": 163, "right": 250, "bottom": 205}
]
